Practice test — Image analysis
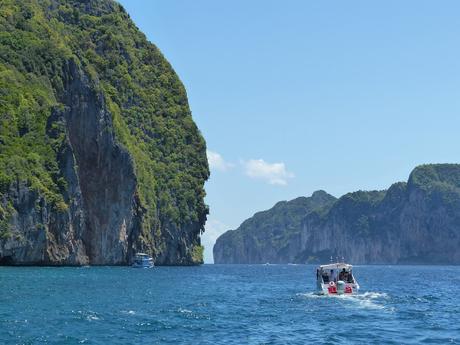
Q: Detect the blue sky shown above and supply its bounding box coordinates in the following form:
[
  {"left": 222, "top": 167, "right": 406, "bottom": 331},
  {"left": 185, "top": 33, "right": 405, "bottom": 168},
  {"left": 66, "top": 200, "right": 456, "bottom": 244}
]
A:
[{"left": 117, "top": 0, "right": 460, "bottom": 263}]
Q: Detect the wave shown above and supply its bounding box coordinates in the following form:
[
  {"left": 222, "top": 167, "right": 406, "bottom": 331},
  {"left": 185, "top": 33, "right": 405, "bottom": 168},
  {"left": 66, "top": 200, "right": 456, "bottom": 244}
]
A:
[
  {"left": 177, "top": 308, "right": 193, "bottom": 314},
  {"left": 296, "top": 291, "right": 390, "bottom": 310},
  {"left": 74, "top": 310, "right": 101, "bottom": 321}
]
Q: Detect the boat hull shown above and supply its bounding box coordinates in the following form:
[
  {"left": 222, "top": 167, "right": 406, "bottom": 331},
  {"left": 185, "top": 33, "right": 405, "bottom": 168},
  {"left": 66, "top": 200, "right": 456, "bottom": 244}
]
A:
[
  {"left": 317, "top": 282, "right": 359, "bottom": 295},
  {"left": 316, "top": 262, "right": 359, "bottom": 295}
]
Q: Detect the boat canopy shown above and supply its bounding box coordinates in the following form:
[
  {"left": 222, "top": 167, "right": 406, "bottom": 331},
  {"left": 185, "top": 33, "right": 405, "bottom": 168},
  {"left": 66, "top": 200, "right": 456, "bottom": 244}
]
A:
[{"left": 318, "top": 263, "right": 352, "bottom": 270}]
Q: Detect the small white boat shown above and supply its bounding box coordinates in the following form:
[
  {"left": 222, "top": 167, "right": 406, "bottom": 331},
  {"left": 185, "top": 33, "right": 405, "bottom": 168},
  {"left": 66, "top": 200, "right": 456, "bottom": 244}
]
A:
[
  {"left": 132, "top": 253, "right": 154, "bottom": 268},
  {"left": 316, "top": 262, "right": 359, "bottom": 295}
]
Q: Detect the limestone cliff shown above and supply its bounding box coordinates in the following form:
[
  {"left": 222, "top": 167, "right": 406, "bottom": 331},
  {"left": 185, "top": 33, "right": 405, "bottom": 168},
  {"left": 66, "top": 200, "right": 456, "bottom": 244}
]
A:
[
  {"left": 0, "top": 0, "right": 208, "bottom": 265},
  {"left": 214, "top": 164, "right": 460, "bottom": 264},
  {"left": 213, "top": 191, "right": 337, "bottom": 264}
]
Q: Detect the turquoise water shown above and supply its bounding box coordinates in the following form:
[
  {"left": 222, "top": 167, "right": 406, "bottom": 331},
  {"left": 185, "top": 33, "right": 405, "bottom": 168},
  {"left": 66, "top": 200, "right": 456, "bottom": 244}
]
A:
[{"left": 1, "top": 265, "right": 459, "bottom": 344}]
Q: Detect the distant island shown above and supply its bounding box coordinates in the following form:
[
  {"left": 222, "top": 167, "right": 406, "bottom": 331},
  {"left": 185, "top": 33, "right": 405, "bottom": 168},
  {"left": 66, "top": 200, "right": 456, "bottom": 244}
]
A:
[
  {"left": 214, "top": 164, "right": 460, "bottom": 264},
  {"left": 0, "top": 0, "right": 208, "bottom": 265}
]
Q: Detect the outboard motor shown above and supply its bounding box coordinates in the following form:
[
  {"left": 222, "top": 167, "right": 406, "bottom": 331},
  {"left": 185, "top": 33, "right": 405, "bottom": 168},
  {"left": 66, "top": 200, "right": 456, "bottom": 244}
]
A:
[{"left": 337, "top": 280, "right": 346, "bottom": 294}]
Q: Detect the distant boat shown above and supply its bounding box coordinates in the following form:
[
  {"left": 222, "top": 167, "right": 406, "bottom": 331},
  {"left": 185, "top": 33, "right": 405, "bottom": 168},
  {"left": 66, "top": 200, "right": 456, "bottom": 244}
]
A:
[
  {"left": 316, "top": 262, "right": 359, "bottom": 295},
  {"left": 132, "top": 253, "right": 154, "bottom": 268}
]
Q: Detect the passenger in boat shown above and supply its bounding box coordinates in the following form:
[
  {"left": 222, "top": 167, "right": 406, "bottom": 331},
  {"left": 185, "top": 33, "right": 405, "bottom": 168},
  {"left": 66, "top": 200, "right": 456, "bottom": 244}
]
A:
[
  {"left": 322, "top": 272, "right": 330, "bottom": 283},
  {"left": 330, "top": 269, "right": 336, "bottom": 282},
  {"left": 339, "top": 268, "right": 348, "bottom": 281},
  {"left": 347, "top": 273, "right": 354, "bottom": 283}
]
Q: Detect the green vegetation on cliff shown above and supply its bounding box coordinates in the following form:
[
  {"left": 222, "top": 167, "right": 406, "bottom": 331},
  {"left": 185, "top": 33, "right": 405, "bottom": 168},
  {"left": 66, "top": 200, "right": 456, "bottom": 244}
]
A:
[
  {"left": 0, "top": 0, "right": 208, "bottom": 263},
  {"left": 235, "top": 191, "right": 336, "bottom": 250},
  {"left": 214, "top": 191, "right": 337, "bottom": 264}
]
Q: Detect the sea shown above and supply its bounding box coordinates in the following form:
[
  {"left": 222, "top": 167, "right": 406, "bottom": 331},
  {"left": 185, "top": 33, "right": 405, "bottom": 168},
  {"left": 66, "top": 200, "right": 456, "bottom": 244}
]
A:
[{"left": 0, "top": 264, "right": 459, "bottom": 344}]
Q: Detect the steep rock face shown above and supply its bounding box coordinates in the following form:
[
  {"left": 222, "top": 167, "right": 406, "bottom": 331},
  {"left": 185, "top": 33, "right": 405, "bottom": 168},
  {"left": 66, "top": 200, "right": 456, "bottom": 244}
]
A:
[
  {"left": 214, "top": 164, "right": 460, "bottom": 264},
  {"left": 0, "top": 181, "right": 84, "bottom": 265},
  {"left": 58, "top": 59, "right": 138, "bottom": 264},
  {"left": 298, "top": 165, "right": 460, "bottom": 264},
  {"left": 299, "top": 189, "right": 400, "bottom": 264},
  {"left": 0, "top": 0, "right": 208, "bottom": 265},
  {"left": 213, "top": 191, "right": 337, "bottom": 264}
]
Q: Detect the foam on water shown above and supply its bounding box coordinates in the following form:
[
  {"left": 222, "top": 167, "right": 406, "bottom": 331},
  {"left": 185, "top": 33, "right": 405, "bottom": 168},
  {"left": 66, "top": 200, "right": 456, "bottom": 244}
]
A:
[
  {"left": 74, "top": 310, "right": 101, "bottom": 321},
  {"left": 345, "top": 291, "right": 389, "bottom": 310},
  {"left": 297, "top": 291, "right": 389, "bottom": 310},
  {"left": 177, "top": 308, "right": 193, "bottom": 314}
]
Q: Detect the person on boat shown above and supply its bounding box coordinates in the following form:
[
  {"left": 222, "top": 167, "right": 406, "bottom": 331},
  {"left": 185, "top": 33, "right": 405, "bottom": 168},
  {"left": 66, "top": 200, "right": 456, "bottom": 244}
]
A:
[
  {"left": 330, "top": 269, "right": 336, "bottom": 282},
  {"left": 339, "top": 268, "right": 348, "bottom": 281},
  {"left": 347, "top": 272, "right": 354, "bottom": 283}
]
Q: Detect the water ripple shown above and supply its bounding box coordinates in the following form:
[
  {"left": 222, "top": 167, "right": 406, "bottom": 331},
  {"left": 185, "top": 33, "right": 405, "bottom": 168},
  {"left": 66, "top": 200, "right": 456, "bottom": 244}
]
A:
[{"left": 0, "top": 265, "right": 459, "bottom": 344}]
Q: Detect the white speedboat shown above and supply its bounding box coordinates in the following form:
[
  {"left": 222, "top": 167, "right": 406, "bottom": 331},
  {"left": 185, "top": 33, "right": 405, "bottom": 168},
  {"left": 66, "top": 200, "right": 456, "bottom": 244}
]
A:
[
  {"left": 316, "top": 262, "right": 359, "bottom": 295},
  {"left": 132, "top": 253, "right": 154, "bottom": 268}
]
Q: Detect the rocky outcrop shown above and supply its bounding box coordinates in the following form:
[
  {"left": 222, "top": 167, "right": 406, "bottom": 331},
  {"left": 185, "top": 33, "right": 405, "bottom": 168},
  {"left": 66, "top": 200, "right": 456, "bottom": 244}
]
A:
[
  {"left": 213, "top": 191, "right": 337, "bottom": 264},
  {"left": 214, "top": 164, "right": 460, "bottom": 264},
  {"left": 0, "top": 0, "right": 208, "bottom": 265},
  {"left": 56, "top": 59, "right": 138, "bottom": 265}
]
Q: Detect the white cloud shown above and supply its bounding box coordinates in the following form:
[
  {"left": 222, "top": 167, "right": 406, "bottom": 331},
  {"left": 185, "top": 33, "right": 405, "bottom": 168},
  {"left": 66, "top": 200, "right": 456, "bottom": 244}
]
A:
[
  {"left": 207, "top": 150, "right": 234, "bottom": 172},
  {"left": 244, "top": 159, "right": 294, "bottom": 185},
  {"left": 201, "top": 218, "right": 231, "bottom": 263}
]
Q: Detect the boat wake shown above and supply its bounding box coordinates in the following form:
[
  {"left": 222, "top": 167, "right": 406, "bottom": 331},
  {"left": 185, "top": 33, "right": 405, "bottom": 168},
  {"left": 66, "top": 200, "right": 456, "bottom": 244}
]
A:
[{"left": 297, "top": 291, "right": 390, "bottom": 310}]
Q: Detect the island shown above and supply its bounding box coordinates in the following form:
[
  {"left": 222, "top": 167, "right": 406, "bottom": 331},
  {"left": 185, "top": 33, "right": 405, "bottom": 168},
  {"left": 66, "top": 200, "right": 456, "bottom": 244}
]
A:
[
  {"left": 0, "top": 0, "right": 208, "bottom": 265},
  {"left": 214, "top": 164, "right": 460, "bottom": 265}
]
